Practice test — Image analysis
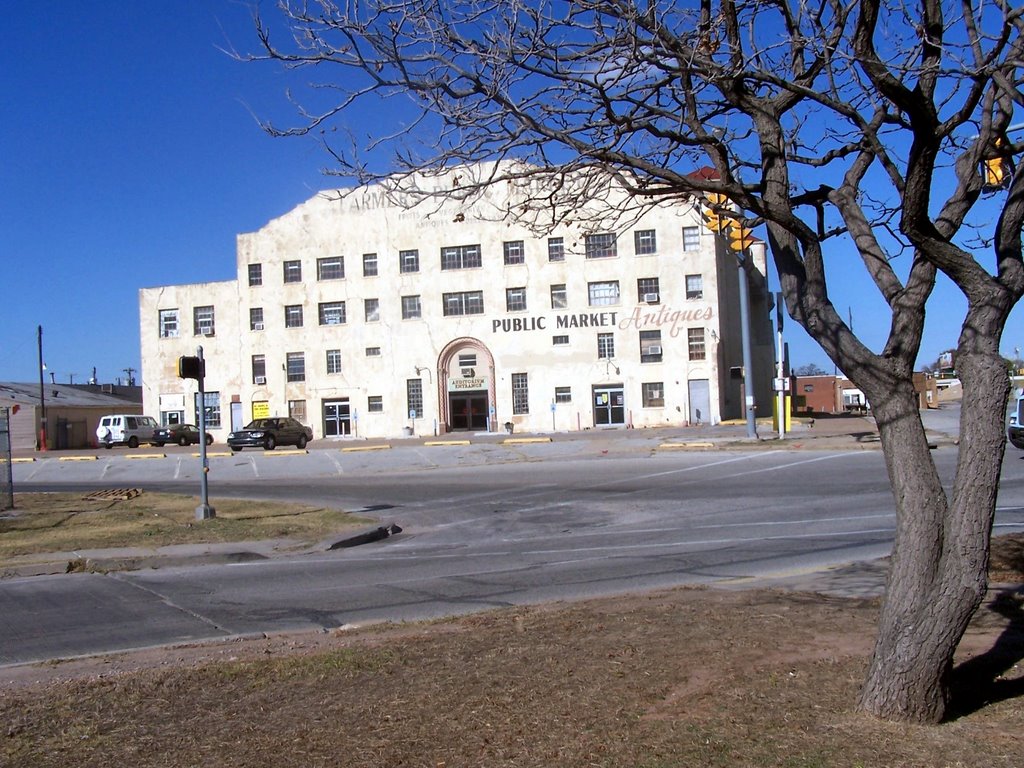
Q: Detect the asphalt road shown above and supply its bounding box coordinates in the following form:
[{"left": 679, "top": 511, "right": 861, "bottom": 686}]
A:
[{"left": 6, "top": 414, "right": 1024, "bottom": 668}]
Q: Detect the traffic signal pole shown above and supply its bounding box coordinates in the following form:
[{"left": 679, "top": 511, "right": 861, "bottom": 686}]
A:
[
  {"left": 195, "top": 346, "right": 215, "bottom": 520},
  {"left": 179, "top": 349, "right": 215, "bottom": 520},
  {"left": 736, "top": 253, "right": 758, "bottom": 440}
]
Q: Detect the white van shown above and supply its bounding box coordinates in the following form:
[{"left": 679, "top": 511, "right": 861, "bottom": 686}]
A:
[{"left": 95, "top": 414, "right": 159, "bottom": 449}]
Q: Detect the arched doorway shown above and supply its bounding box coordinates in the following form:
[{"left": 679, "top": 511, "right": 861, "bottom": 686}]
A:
[{"left": 438, "top": 337, "right": 495, "bottom": 432}]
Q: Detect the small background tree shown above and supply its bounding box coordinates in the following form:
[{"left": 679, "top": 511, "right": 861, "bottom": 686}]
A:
[{"left": 243, "top": 0, "right": 1024, "bottom": 723}]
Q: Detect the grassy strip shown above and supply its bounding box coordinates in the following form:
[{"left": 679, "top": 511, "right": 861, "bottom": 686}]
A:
[{"left": 0, "top": 492, "right": 365, "bottom": 559}]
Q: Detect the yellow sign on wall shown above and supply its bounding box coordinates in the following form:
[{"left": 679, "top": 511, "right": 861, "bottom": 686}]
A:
[{"left": 252, "top": 400, "right": 270, "bottom": 419}]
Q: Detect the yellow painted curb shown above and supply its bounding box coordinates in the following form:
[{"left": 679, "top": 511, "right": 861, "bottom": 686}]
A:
[
  {"left": 341, "top": 444, "right": 392, "bottom": 452},
  {"left": 10, "top": 457, "right": 36, "bottom": 463},
  {"left": 125, "top": 453, "right": 166, "bottom": 460},
  {"left": 658, "top": 442, "right": 714, "bottom": 449},
  {"left": 263, "top": 449, "right": 308, "bottom": 457},
  {"left": 502, "top": 437, "right": 552, "bottom": 444},
  {"left": 59, "top": 455, "right": 99, "bottom": 462},
  {"left": 194, "top": 451, "right": 233, "bottom": 458},
  {"left": 424, "top": 440, "right": 471, "bottom": 447}
]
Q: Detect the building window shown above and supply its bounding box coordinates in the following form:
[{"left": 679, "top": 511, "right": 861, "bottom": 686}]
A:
[
  {"left": 363, "top": 252, "right": 378, "bottom": 277},
  {"left": 158, "top": 309, "right": 179, "bottom": 338},
  {"left": 512, "top": 372, "right": 529, "bottom": 415},
  {"left": 402, "top": 295, "right": 422, "bottom": 319},
  {"left": 285, "top": 304, "right": 304, "bottom": 328},
  {"left": 288, "top": 399, "right": 306, "bottom": 422},
  {"left": 319, "top": 301, "right": 346, "bottom": 326},
  {"left": 317, "top": 256, "right": 344, "bottom": 281},
  {"left": 548, "top": 237, "right": 565, "bottom": 262},
  {"left": 443, "top": 290, "right": 484, "bottom": 316},
  {"left": 637, "top": 277, "right": 660, "bottom": 303},
  {"left": 286, "top": 352, "right": 305, "bottom": 382},
  {"left": 550, "top": 284, "right": 567, "bottom": 309},
  {"left": 407, "top": 379, "right": 424, "bottom": 418},
  {"left": 458, "top": 353, "right": 477, "bottom": 367},
  {"left": 503, "top": 240, "right": 525, "bottom": 265},
  {"left": 283, "top": 260, "right": 302, "bottom": 283},
  {"left": 682, "top": 226, "right": 701, "bottom": 251},
  {"left": 642, "top": 382, "right": 665, "bottom": 407},
  {"left": 400, "top": 249, "right": 419, "bottom": 273},
  {"left": 441, "top": 244, "right": 481, "bottom": 270},
  {"left": 368, "top": 395, "right": 383, "bottom": 412},
  {"left": 365, "top": 298, "right": 380, "bottom": 322},
  {"left": 804, "top": 384, "right": 815, "bottom": 393},
  {"left": 366, "top": 346, "right": 381, "bottom": 357},
  {"left": 588, "top": 281, "right": 620, "bottom": 306},
  {"left": 597, "top": 332, "right": 615, "bottom": 360},
  {"left": 640, "top": 330, "right": 663, "bottom": 362},
  {"left": 194, "top": 391, "right": 221, "bottom": 428},
  {"left": 250, "top": 307, "right": 264, "bottom": 331},
  {"left": 193, "top": 305, "right": 215, "bottom": 336},
  {"left": 506, "top": 287, "right": 527, "bottom": 312},
  {"left": 585, "top": 232, "right": 617, "bottom": 259},
  {"left": 688, "top": 328, "right": 706, "bottom": 361},
  {"left": 555, "top": 386, "right": 572, "bottom": 403},
  {"left": 252, "top": 355, "right": 266, "bottom": 384},
  {"left": 247, "top": 264, "right": 262, "bottom": 287},
  {"left": 634, "top": 229, "right": 657, "bottom": 255},
  {"left": 553, "top": 334, "right": 569, "bottom": 346},
  {"left": 686, "top": 274, "right": 704, "bottom": 300},
  {"left": 326, "top": 349, "right": 342, "bottom": 375}
]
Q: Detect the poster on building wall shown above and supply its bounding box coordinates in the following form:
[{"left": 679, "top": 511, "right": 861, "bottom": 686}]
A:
[{"left": 252, "top": 401, "right": 270, "bottom": 419}]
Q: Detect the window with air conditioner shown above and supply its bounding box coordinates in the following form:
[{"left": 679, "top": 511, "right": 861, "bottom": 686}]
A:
[
  {"left": 640, "top": 330, "right": 663, "bottom": 362},
  {"left": 644, "top": 293, "right": 660, "bottom": 304}
]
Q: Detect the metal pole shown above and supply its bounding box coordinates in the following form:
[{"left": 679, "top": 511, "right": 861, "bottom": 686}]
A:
[
  {"left": 737, "top": 256, "right": 758, "bottom": 439},
  {"left": 37, "top": 325, "right": 47, "bottom": 451},
  {"left": 195, "top": 345, "right": 215, "bottom": 520},
  {"left": 776, "top": 291, "right": 786, "bottom": 440}
]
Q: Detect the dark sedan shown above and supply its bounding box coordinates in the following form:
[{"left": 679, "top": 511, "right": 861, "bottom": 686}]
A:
[
  {"left": 227, "top": 417, "right": 313, "bottom": 451},
  {"left": 152, "top": 424, "right": 214, "bottom": 447}
]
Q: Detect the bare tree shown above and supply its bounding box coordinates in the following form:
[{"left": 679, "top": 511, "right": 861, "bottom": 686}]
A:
[{"left": 243, "top": 0, "right": 1024, "bottom": 723}]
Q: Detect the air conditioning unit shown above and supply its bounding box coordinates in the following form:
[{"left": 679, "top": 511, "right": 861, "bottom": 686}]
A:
[
  {"left": 253, "top": 322, "right": 264, "bottom": 331},
  {"left": 461, "top": 367, "right": 475, "bottom": 377},
  {"left": 647, "top": 345, "right": 663, "bottom": 356},
  {"left": 254, "top": 376, "right": 266, "bottom": 385},
  {"left": 643, "top": 293, "right": 660, "bottom": 304}
]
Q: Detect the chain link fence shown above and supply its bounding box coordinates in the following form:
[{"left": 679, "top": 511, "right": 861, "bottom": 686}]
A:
[{"left": 1, "top": 408, "right": 13, "bottom": 511}]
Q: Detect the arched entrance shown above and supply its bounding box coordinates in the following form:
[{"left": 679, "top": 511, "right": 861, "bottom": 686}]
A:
[{"left": 438, "top": 337, "right": 495, "bottom": 432}]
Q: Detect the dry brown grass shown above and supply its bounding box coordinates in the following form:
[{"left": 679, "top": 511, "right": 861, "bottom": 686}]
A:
[
  {"left": 2, "top": 537, "right": 1023, "bottom": 767},
  {"left": 0, "top": 492, "right": 365, "bottom": 562}
]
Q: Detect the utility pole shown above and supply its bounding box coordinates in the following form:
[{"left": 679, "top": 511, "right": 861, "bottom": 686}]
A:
[{"left": 37, "top": 325, "right": 46, "bottom": 451}]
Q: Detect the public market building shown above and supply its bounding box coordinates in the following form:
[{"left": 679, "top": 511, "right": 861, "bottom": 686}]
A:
[{"left": 139, "top": 164, "right": 774, "bottom": 440}]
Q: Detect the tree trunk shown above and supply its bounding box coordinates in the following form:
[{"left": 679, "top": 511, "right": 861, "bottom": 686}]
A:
[{"left": 857, "top": 356, "right": 1007, "bottom": 722}]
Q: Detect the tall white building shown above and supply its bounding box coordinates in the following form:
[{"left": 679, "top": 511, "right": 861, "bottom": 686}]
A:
[{"left": 139, "top": 164, "right": 774, "bottom": 439}]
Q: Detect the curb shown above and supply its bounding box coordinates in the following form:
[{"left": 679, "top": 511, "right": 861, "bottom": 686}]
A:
[
  {"left": 341, "top": 444, "right": 392, "bottom": 453},
  {"left": 424, "top": 440, "right": 471, "bottom": 447}
]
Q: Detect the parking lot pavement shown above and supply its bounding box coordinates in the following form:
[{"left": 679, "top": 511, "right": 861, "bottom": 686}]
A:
[{"left": 8, "top": 412, "right": 898, "bottom": 462}]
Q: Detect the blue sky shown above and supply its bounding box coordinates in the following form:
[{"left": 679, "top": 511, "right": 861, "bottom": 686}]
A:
[{"left": 1, "top": 2, "right": 1020, "bottom": 386}]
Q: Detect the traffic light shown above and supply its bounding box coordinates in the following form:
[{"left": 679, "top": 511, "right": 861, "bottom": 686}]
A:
[
  {"left": 702, "top": 193, "right": 730, "bottom": 233},
  {"left": 177, "top": 355, "right": 205, "bottom": 380},
  {"left": 982, "top": 137, "right": 1014, "bottom": 192},
  {"left": 728, "top": 224, "right": 755, "bottom": 252}
]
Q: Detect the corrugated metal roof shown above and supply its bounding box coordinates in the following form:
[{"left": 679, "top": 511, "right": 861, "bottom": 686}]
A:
[{"left": 0, "top": 382, "right": 142, "bottom": 409}]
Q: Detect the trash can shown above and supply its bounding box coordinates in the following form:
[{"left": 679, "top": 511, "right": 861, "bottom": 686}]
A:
[
  {"left": 504, "top": 421, "right": 514, "bottom": 434},
  {"left": 402, "top": 426, "right": 413, "bottom": 436}
]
